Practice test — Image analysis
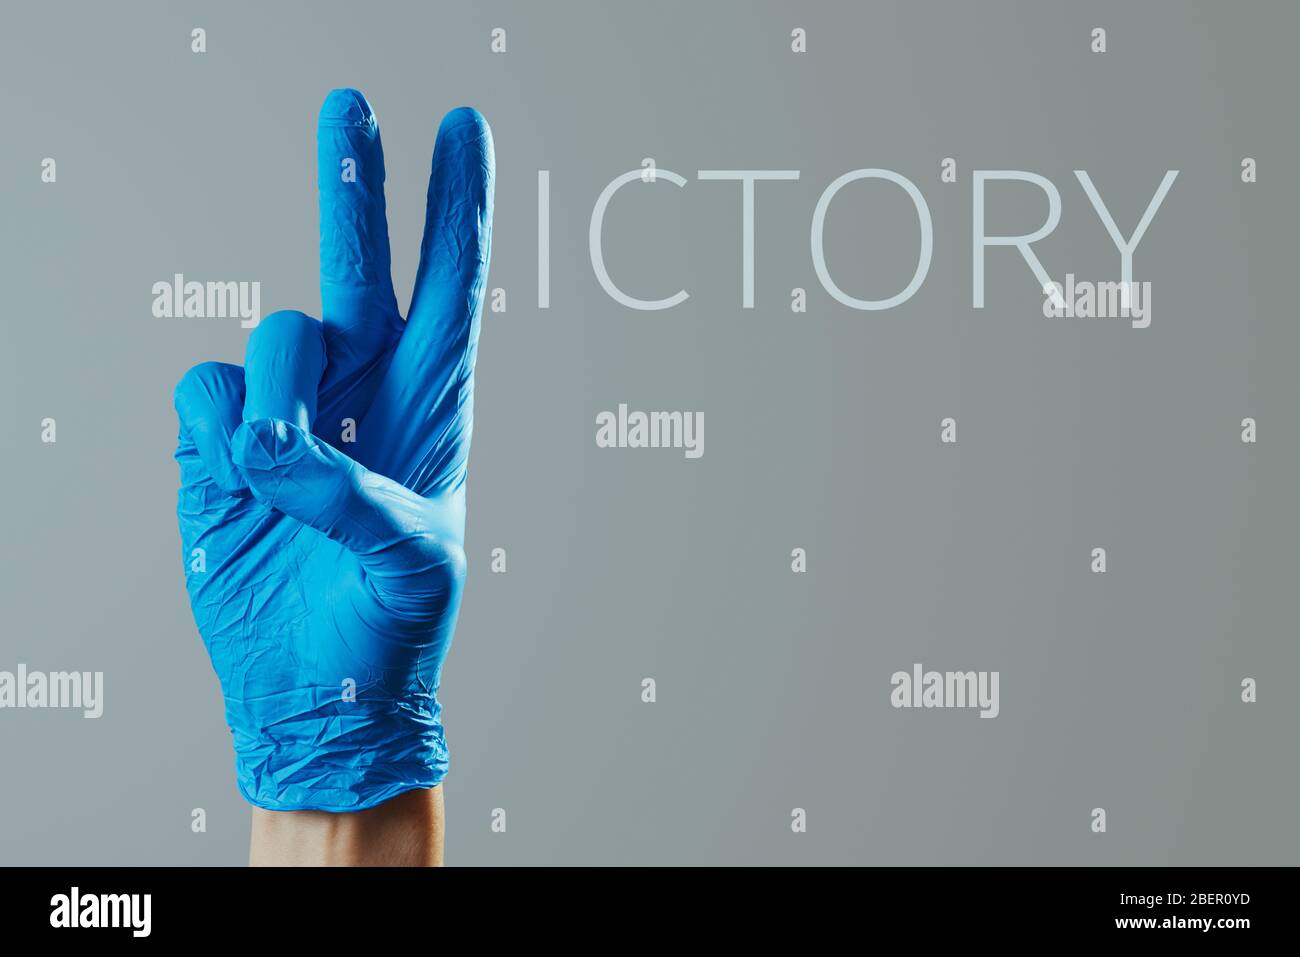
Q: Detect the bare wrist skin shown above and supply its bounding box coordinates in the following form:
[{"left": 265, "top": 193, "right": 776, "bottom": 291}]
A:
[{"left": 249, "top": 786, "right": 444, "bottom": 866}]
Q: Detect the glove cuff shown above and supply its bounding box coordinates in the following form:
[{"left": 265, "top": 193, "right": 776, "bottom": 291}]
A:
[{"left": 226, "top": 690, "right": 447, "bottom": 812}]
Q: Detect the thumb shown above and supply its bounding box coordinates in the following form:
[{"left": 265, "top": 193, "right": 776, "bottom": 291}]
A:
[{"left": 230, "top": 418, "right": 465, "bottom": 614}]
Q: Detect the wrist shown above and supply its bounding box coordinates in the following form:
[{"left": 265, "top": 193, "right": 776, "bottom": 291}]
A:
[{"left": 249, "top": 785, "right": 444, "bottom": 866}]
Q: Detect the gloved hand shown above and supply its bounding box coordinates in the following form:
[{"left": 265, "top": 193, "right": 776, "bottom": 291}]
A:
[{"left": 172, "top": 89, "right": 493, "bottom": 811}]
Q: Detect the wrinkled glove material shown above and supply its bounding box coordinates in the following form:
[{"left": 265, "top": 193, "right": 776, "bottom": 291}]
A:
[{"left": 173, "top": 89, "right": 493, "bottom": 811}]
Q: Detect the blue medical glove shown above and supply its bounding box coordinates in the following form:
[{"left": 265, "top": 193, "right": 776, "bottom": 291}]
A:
[{"left": 172, "top": 89, "right": 493, "bottom": 811}]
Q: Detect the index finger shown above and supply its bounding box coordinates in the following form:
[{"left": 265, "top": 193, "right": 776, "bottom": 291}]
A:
[{"left": 357, "top": 107, "right": 494, "bottom": 494}]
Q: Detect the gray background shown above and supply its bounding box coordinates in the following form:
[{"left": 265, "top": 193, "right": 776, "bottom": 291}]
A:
[{"left": 1, "top": 0, "right": 1296, "bottom": 865}]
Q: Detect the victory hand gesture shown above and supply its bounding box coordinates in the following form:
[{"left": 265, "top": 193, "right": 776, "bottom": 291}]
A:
[{"left": 173, "top": 89, "right": 493, "bottom": 811}]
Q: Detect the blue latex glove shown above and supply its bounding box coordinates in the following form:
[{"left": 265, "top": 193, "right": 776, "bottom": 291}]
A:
[{"left": 173, "top": 89, "right": 493, "bottom": 811}]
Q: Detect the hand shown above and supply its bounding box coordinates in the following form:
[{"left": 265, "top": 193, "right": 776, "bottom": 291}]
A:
[{"left": 172, "top": 89, "right": 494, "bottom": 811}]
